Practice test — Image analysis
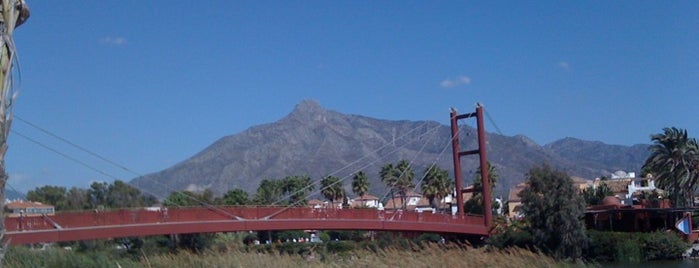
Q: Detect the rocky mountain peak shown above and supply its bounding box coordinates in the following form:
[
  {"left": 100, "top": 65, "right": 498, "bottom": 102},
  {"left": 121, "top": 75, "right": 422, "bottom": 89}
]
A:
[
  {"left": 293, "top": 99, "right": 324, "bottom": 114},
  {"left": 285, "top": 99, "right": 330, "bottom": 123}
]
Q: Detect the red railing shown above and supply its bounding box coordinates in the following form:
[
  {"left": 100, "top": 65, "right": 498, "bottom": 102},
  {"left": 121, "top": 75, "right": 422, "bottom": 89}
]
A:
[{"left": 4, "top": 206, "right": 489, "bottom": 245}]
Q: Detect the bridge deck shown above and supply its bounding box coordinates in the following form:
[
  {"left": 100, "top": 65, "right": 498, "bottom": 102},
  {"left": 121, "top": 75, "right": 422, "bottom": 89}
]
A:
[{"left": 4, "top": 207, "right": 489, "bottom": 245}]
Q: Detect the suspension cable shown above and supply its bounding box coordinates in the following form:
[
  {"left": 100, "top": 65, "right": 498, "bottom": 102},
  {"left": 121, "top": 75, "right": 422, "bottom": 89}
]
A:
[
  {"left": 270, "top": 120, "right": 437, "bottom": 206},
  {"left": 265, "top": 121, "right": 445, "bottom": 218},
  {"left": 11, "top": 119, "right": 240, "bottom": 219}
]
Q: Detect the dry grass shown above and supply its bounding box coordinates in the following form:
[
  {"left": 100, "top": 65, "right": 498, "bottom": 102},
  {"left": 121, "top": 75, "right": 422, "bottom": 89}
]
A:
[
  {"left": 143, "top": 244, "right": 578, "bottom": 268},
  {"left": 5, "top": 241, "right": 587, "bottom": 268}
]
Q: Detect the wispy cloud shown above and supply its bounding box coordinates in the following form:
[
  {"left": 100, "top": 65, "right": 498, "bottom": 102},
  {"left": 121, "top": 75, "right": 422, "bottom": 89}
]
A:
[
  {"left": 558, "top": 61, "right": 570, "bottom": 70},
  {"left": 99, "top": 36, "right": 128, "bottom": 46},
  {"left": 440, "top": 75, "right": 471, "bottom": 88}
]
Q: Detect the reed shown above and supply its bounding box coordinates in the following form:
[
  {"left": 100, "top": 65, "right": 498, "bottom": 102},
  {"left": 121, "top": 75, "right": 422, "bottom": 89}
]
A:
[{"left": 4, "top": 242, "right": 589, "bottom": 268}]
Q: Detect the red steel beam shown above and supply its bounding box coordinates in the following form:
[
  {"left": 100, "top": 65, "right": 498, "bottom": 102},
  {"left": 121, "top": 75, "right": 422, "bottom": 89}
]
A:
[{"left": 448, "top": 104, "right": 493, "bottom": 230}]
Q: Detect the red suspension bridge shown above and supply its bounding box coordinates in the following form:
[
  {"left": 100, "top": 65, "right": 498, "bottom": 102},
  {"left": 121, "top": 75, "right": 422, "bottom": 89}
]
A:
[
  {"left": 4, "top": 207, "right": 489, "bottom": 245},
  {"left": 4, "top": 105, "right": 493, "bottom": 245}
]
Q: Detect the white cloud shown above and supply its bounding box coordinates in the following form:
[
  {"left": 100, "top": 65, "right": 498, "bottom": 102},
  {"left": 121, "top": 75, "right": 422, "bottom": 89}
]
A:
[
  {"left": 99, "top": 36, "right": 128, "bottom": 46},
  {"left": 440, "top": 75, "right": 471, "bottom": 88},
  {"left": 558, "top": 61, "right": 570, "bottom": 70}
]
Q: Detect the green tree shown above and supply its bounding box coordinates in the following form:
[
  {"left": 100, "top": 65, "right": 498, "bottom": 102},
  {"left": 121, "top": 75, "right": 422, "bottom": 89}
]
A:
[
  {"left": 581, "top": 182, "right": 613, "bottom": 206},
  {"left": 381, "top": 160, "right": 415, "bottom": 209},
  {"left": 216, "top": 188, "right": 250, "bottom": 205},
  {"left": 253, "top": 179, "right": 284, "bottom": 205},
  {"left": 163, "top": 189, "right": 214, "bottom": 207},
  {"left": 421, "top": 165, "right": 453, "bottom": 209},
  {"left": 394, "top": 160, "right": 415, "bottom": 203},
  {"left": 107, "top": 180, "right": 153, "bottom": 208},
  {"left": 519, "top": 165, "right": 588, "bottom": 261},
  {"left": 26, "top": 185, "right": 67, "bottom": 210},
  {"left": 65, "top": 187, "right": 88, "bottom": 211},
  {"left": 321, "top": 176, "right": 344, "bottom": 208},
  {"left": 464, "top": 162, "right": 499, "bottom": 214},
  {"left": 351, "top": 171, "right": 370, "bottom": 197},
  {"left": 87, "top": 181, "right": 109, "bottom": 209},
  {"left": 643, "top": 127, "right": 699, "bottom": 207},
  {"left": 282, "top": 175, "right": 314, "bottom": 206}
]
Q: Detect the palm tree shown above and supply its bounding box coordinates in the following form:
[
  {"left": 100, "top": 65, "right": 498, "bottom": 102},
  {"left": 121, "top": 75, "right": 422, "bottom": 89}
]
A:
[
  {"left": 253, "top": 179, "right": 284, "bottom": 205},
  {"left": 352, "top": 171, "right": 370, "bottom": 198},
  {"left": 0, "top": 2, "right": 29, "bottom": 259},
  {"left": 421, "top": 165, "right": 453, "bottom": 210},
  {"left": 282, "top": 175, "right": 315, "bottom": 206},
  {"left": 321, "top": 176, "right": 344, "bottom": 208},
  {"left": 465, "top": 162, "right": 499, "bottom": 214},
  {"left": 643, "top": 127, "right": 699, "bottom": 207},
  {"left": 381, "top": 160, "right": 416, "bottom": 209},
  {"left": 380, "top": 163, "right": 398, "bottom": 208},
  {"left": 394, "top": 160, "right": 415, "bottom": 208},
  {"left": 380, "top": 163, "right": 398, "bottom": 188}
]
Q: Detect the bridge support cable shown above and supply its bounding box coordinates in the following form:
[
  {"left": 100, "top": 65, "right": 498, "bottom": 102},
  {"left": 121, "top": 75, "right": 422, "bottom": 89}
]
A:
[
  {"left": 411, "top": 125, "right": 459, "bottom": 196},
  {"left": 268, "top": 118, "right": 457, "bottom": 221},
  {"left": 269, "top": 121, "right": 442, "bottom": 209},
  {"left": 41, "top": 214, "right": 62, "bottom": 229},
  {"left": 450, "top": 103, "right": 492, "bottom": 229},
  {"left": 11, "top": 115, "right": 231, "bottom": 215},
  {"left": 374, "top": 123, "right": 448, "bottom": 204}
]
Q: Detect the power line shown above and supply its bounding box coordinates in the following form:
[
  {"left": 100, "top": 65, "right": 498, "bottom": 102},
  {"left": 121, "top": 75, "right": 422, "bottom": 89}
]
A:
[
  {"left": 11, "top": 117, "right": 240, "bottom": 218},
  {"left": 10, "top": 130, "right": 119, "bottom": 180},
  {"left": 14, "top": 115, "right": 141, "bottom": 177}
]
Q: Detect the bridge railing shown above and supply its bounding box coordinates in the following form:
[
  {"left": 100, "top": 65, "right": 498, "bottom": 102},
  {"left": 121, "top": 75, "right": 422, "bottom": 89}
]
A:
[{"left": 5, "top": 206, "right": 486, "bottom": 232}]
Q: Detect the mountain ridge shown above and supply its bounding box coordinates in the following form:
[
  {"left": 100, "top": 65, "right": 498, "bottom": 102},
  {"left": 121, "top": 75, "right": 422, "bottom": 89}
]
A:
[{"left": 130, "top": 100, "right": 649, "bottom": 199}]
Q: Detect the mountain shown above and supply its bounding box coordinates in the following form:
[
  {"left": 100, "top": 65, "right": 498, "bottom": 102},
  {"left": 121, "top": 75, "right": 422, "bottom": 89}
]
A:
[
  {"left": 130, "top": 100, "right": 649, "bottom": 200},
  {"left": 5, "top": 188, "right": 25, "bottom": 200}
]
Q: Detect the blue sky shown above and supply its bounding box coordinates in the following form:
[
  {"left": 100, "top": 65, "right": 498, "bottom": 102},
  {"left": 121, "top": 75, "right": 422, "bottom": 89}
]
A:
[{"left": 5, "top": 1, "right": 698, "bottom": 192}]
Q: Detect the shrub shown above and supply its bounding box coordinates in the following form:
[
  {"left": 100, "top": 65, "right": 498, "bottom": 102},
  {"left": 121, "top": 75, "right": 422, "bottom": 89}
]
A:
[
  {"left": 325, "top": 240, "right": 356, "bottom": 253},
  {"left": 487, "top": 225, "right": 533, "bottom": 250},
  {"left": 586, "top": 230, "right": 688, "bottom": 262},
  {"left": 639, "top": 231, "right": 688, "bottom": 260},
  {"left": 614, "top": 238, "right": 641, "bottom": 263},
  {"left": 415, "top": 233, "right": 442, "bottom": 245}
]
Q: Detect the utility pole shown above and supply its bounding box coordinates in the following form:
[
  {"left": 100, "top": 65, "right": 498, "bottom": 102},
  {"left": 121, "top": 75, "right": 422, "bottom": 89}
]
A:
[{"left": 0, "top": 0, "right": 29, "bottom": 264}]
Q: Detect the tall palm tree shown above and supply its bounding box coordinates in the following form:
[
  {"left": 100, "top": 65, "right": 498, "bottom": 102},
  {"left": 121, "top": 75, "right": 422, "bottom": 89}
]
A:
[
  {"left": 465, "top": 162, "right": 499, "bottom": 214},
  {"left": 643, "top": 127, "right": 699, "bottom": 207},
  {"left": 352, "top": 171, "right": 370, "bottom": 198},
  {"left": 253, "top": 179, "right": 284, "bottom": 205},
  {"left": 282, "top": 175, "right": 314, "bottom": 206},
  {"left": 0, "top": 0, "right": 29, "bottom": 259},
  {"left": 321, "top": 176, "right": 344, "bottom": 208},
  {"left": 421, "top": 165, "right": 453, "bottom": 210},
  {"left": 380, "top": 163, "right": 397, "bottom": 188},
  {"left": 394, "top": 160, "right": 415, "bottom": 209},
  {"left": 380, "top": 160, "right": 416, "bottom": 209}
]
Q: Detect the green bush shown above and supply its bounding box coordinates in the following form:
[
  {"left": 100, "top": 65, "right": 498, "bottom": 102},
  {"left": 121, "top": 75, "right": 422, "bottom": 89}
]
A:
[
  {"left": 639, "top": 231, "right": 688, "bottom": 260},
  {"left": 325, "top": 240, "right": 356, "bottom": 253},
  {"left": 586, "top": 230, "right": 624, "bottom": 262},
  {"left": 415, "top": 233, "right": 442, "bottom": 245},
  {"left": 486, "top": 226, "right": 533, "bottom": 250},
  {"left": 614, "top": 238, "right": 641, "bottom": 263},
  {"left": 586, "top": 230, "right": 688, "bottom": 262}
]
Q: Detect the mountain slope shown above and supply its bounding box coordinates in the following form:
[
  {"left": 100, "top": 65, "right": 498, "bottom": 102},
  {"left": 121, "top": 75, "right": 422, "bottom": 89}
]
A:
[{"left": 130, "top": 100, "right": 649, "bottom": 200}]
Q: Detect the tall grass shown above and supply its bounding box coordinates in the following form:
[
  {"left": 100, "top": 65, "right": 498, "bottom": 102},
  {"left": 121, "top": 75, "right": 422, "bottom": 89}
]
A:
[{"left": 5, "top": 243, "right": 583, "bottom": 268}]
